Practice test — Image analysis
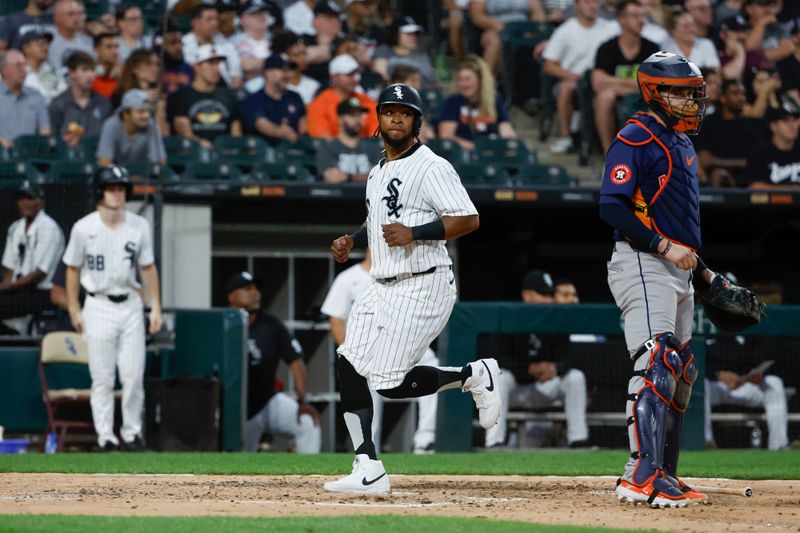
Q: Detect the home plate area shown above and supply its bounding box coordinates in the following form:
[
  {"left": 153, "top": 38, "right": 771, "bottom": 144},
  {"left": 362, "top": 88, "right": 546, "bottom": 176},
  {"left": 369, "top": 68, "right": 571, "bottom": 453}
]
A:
[{"left": 0, "top": 473, "right": 796, "bottom": 531}]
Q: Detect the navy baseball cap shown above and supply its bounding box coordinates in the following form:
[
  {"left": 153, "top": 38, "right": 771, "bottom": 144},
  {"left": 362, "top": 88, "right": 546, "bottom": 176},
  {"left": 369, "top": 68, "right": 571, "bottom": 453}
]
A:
[
  {"left": 17, "top": 179, "right": 45, "bottom": 199},
  {"left": 314, "top": 0, "right": 341, "bottom": 16},
  {"left": 19, "top": 28, "right": 53, "bottom": 48},
  {"left": 264, "top": 53, "right": 288, "bottom": 70},
  {"left": 720, "top": 15, "right": 748, "bottom": 31},
  {"left": 521, "top": 270, "right": 555, "bottom": 295},
  {"left": 765, "top": 96, "right": 800, "bottom": 123},
  {"left": 225, "top": 271, "right": 261, "bottom": 295},
  {"left": 337, "top": 96, "right": 367, "bottom": 115}
]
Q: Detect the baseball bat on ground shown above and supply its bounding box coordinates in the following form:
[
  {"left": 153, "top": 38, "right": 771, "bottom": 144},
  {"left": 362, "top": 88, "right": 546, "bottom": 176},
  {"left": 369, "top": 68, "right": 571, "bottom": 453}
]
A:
[{"left": 690, "top": 485, "right": 753, "bottom": 497}]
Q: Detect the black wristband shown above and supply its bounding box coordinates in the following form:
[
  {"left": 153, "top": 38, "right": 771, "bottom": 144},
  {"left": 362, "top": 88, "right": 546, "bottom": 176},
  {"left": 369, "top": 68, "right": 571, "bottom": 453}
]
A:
[
  {"left": 694, "top": 254, "right": 707, "bottom": 273},
  {"left": 350, "top": 226, "right": 368, "bottom": 248},
  {"left": 411, "top": 219, "right": 445, "bottom": 240}
]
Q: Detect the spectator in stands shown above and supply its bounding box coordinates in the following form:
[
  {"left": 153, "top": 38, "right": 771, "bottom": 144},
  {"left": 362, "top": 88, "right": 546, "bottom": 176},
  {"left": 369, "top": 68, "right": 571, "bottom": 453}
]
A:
[
  {"left": 49, "top": 0, "right": 94, "bottom": 70},
  {"left": 777, "top": 23, "right": 800, "bottom": 102},
  {"left": 592, "top": 0, "right": 660, "bottom": 153},
  {"left": 468, "top": 0, "right": 545, "bottom": 74},
  {"left": 484, "top": 269, "right": 590, "bottom": 449},
  {"left": 182, "top": 4, "right": 243, "bottom": 89},
  {"left": 373, "top": 16, "right": 437, "bottom": 90},
  {"left": 717, "top": 15, "right": 752, "bottom": 81},
  {"left": 634, "top": 0, "right": 669, "bottom": 44},
  {"left": 704, "top": 331, "right": 790, "bottom": 450},
  {"left": 702, "top": 67, "right": 722, "bottom": 115},
  {"left": 168, "top": 45, "right": 242, "bottom": 150},
  {"left": 660, "top": 9, "right": 720, "bottom": 70},
  {"left": 744, "top": 96, "right": 800, "bottom": 188},
  {"left": 0, "top": 0, "right": 54, "bottom": 52},
  {"left": 438, "top": 54, "right": 517, "bottom": 151},
  {"left": 554, "top": 278, "right": 579, "bottom": 303},
  {"left": 284, "top": 0, "right": 317, "bottom": 36},
  {"left": 226, "top": 271, "right": 321, "bottom": 453},
  {"left": 342, "top": 0, "right": 388, "bottom": 57},
  {"left": 241, "top": 53, "right": 307, "bottom": 145},
  {"left": 333, "top": 34, "right": 384, "bottom": 100},
  {"left": 0, "top": 50, "right": 51, "bottom": 148},
  {"left": 49, "top": 51, "right": 112, "bottom": 147},
  {"left": 0, "top": 180, "right": 65, "bottom": 322},
  {"left": 743, "top": 0, "right": 796, "bottom": 64},
  {"left": 160, "top": 23, "right": 193, "bottom": 96},
  {"left": 97, "top": 88, "right": 166, "bottom": 167},
  {"left": 390, "top": 64, "right": 437, "bottom": 141},
  {"left": 302, "top": 1, "right": 343, "bottom": 71},
  {"left": 442, "top": 0, "right": 467, "bottom": 59},
  {"left": 315, "top": 97, "right": 382, "bottom": 182},
  {"left": 272, "top": 31, "right": 320, "bottom": 105},
  {"left": 715, "top": 0, "right": 744, "bottom": 23},
  {"left": 216, "top": 1, "right": 239, "bottom": 40},
  {"left": 307, "top": 54, "right": 378, "bottom": 140},
  {"left": 744, "top": 66, "right": 782, "bottom": 118},
  {"left": 112, "top": 49, "right": 167, "bottom": 134},
  {"left": 684, "top": 0, "right": 713, "bottom": 39},
  {"left": 22, "top": 29, "right": 66, "bottom": 104},
  {"left": 92, "top": 32, "right": 120, "bottom": 99},
  {"left": 695, "top": 80, "right": 764, "bottom": 186},
  {"left": 230, "top": 2, "right": 273, "bottom": 87},
  {"left": 542, "top": 0, "right": 614, "bottom": 154},
  {"left": 116, "top": 4, "right": 149, "bottom": 63}
]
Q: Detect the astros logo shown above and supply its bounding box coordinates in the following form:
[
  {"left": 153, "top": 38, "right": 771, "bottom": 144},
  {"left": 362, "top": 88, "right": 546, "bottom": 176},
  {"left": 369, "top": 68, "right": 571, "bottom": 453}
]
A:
[{"left": 610, "top": 164, "right": 632, "bottom": 185}]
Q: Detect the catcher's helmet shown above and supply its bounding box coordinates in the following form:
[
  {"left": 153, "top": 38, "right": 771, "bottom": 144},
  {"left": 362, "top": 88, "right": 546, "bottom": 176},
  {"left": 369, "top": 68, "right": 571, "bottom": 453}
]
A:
[
  {"left": 637, "top": 51, "right": 706, "bottom": 135},
  {"left": 377, "top": 83, "right": 423, "bottom": 137},
  {"left": 94, "top": 164, "right": 132, "bottom": 201}
]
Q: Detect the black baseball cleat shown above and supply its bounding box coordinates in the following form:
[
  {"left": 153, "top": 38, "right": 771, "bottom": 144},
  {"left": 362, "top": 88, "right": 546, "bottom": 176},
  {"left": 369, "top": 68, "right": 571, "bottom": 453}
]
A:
[
  {"left": 100, "top": 441, "right": 118, "bottom": 452},
  {"left": 123, "top": 436, "right": 148, "bottom": 452}
]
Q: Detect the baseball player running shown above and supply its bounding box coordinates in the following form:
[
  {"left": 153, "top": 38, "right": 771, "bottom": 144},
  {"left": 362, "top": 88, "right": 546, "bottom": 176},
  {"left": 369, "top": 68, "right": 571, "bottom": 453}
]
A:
[
  {"left": 600, "top": 52, "right": 716, "bottom": 508},
  {"left": 64, "top": 165, "right": 163, "bottom": 451},
  {"left": 324, "top": 83, "right": 501, "bottom": 495}
]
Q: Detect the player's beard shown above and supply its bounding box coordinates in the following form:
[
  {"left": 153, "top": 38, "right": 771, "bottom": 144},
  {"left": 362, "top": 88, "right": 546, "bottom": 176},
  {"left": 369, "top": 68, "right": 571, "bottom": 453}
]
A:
[{"left": 380, "top": 128, "right": 414, "bottom": 148}]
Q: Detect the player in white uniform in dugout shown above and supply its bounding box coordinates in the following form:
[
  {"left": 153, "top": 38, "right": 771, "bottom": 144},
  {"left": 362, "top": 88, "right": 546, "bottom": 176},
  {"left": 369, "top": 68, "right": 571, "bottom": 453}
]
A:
[{"left": 63, "top": 165, "right": 163, "bottom": 451}]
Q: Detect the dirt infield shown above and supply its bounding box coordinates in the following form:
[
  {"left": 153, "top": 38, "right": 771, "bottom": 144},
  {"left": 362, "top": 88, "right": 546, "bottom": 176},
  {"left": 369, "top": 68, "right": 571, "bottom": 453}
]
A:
[{"left": 0, "top": 474, "right": 798, "bottom": 531}]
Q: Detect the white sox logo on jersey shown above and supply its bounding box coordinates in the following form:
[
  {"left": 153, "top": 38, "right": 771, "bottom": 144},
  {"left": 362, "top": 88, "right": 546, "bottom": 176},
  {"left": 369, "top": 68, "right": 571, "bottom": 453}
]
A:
[
  {"left": 125, "top": 242, "right": 137, "bottom": 266},
  {"left": 394, "top": 86, "right": 403, "bottom": 99},
  {"left": 382, "top": 178, "right": 403, "bottom": 217}
]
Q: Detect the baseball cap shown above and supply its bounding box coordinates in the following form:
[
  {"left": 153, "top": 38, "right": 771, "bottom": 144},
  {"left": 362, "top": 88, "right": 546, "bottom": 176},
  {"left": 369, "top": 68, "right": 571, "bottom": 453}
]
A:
[
  {"left": 329, "top": 54, "right": 359, "bottom": 75},
  {"left": 719, "top": 14, "right": 748, "bottom": 31},
  {"left": 238, "top": 0, "right": 269, "bottom": 15},
  {"left": 314, "top": 0, "right": 341, "bottom": 16},
  {"left": 765, "top": 95, "right": 800, "bottom": 123},
  {"left": 225, "top": 271, "right": 261, "bottom": 295},
  {"left": 398, "top": 16, "right": 422, "bottom": 34},
  {"left": 17, "top": 179, "right": 44, "bottom": 199},
  {"left": 337, "top": 96, "right": 367, "bottom": 115},
  {"left": 263, "top": 52, "right": 288, "bottom": 70},
  {"left": 117, "top": 89, "right": 151, "bottom": 113},
  {"left": 521, "top": 270, "right": 555, "bottom": 295},
  {"left": 190, "top": 44, "right": 227, "bottom": 65},
  {"left": 18, "top": 27, "right": 53, "bottom": 48}
]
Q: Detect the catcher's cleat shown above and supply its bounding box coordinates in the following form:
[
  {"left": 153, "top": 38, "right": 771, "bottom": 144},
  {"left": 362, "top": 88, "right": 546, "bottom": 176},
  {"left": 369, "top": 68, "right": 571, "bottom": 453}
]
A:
[
  {"left": 323, "top": 454, "right": 390, "bottom": 495},
  {"left": 666, "top": 474, "right": 709, "bottom": 504},
  {"left": 462, "top": 358, "right": 502, "bottom": 429},
  {"left": 615, "top": 472, "right": 692, "bottom": 508}
]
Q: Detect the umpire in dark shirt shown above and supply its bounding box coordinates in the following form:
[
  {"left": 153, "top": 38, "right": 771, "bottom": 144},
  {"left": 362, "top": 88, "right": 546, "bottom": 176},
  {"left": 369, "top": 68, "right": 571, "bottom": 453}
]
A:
[{"left": 226, "top": 271, "right": 321, "bottom": 453}]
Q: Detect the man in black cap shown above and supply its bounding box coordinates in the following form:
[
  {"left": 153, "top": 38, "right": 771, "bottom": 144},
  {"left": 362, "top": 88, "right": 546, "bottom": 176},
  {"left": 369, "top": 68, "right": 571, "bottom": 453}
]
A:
[
  {"left": 315, "top": 96, "right": 382, "bottom": 182},
  {"left": 482, "top": 269, "right": 590, "bottom": 449},
  {"left": 0, "top": 0, "right": 54, "bottom": 52},
  {"left": 241, "top": 52, "right": 307, "bottom": 145},
  {"left": 742, "top": 0, "right": 796, "bottom": 63},
  {"left": 0, "top": 180, "right": 65, "bottom": 323},
  {"left": 745, "top": 96, "right": 800, "bottom": 188},
  {"left": 20, "top": 28, "right": 64, "bottom": 105},
  {"left": 226, "top": 271, "right": 321, "bottom": 452},
  {"left": 717, "top": 14, "right": 769, "bottom": 81}
]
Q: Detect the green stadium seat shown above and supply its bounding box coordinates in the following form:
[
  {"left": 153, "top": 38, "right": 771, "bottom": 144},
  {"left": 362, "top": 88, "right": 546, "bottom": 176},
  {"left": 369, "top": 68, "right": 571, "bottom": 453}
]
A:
[
  {"left": 83, "top": 0, "right": 109, "bottom": 19},
  {"left": 251, "top": 162, "right": 313, "bottom": 182},
  {"left": 0, "top": 161, "right": 41, "bottom": 186},
  {"left": 517, "top": 164, "right": 574, "bottom": 187},
  {"left": 213, "top": 135, "right": 270, "bottom": 172},
  {"left": 421, "top": 90, "right": 444, "bottom": 125},
  {"left": 122, "top": 161, "right": 176, "bottom": 181},
  {"left": 47, "top": 161, "right": 96, "bottom": 184},
  {"left": 183, "top": 161, "right": 243, "bottom": 181},
  {"left": 275, "top": 136, "right": 321, "bottom": 174},
  {"left": 0, "top": 0, "right": 26, "bottom": 16},
  {"left": 501, "top": 21, "right": 552, "bottom": 108},
  {"left": 76, "top": 136, "right": 100, "bottom": 162},
  {"left": 455, "top": 163, "right": 510, "bottom": 186},
  {"left": 427, "top": 139, "right": 472, "bottom": 166},
  {"left": 13, "top": 135, "right": 69, "bottom": 171},
  {"left": 164, "top": 136, "right": 209, "bottom": 173},
  {"left": 473, "top": 137, "right": 536, "bottom": 174}
]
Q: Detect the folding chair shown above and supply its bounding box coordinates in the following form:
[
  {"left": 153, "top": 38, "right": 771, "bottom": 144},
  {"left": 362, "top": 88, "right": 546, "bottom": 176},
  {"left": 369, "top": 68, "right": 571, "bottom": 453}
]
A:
[{"left": 37, "top": 331, "right": 118, "bottom": 451}]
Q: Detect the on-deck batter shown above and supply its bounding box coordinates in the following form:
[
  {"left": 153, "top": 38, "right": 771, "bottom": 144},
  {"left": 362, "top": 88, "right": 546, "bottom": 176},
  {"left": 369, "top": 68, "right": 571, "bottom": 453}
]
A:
[
  {"left": 324, "top": 83, "right": 502, "bottom": 495},
  {"left": 64, "top": 165, "right": 163, "bottom": 452}
]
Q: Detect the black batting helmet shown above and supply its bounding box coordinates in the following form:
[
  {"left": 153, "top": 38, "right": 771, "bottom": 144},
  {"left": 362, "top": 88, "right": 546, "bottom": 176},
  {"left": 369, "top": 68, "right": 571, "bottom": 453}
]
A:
[
  {"left": 94, "top": 164, "right": 132, "bottom": 201},
  {"left": 377, "top": 83, "right": 423, "bottom": 137}
]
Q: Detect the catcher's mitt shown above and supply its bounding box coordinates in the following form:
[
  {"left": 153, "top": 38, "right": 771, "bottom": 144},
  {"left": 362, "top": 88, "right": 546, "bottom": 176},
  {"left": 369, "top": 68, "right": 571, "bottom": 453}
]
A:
[{"left": 701, "top": 274, "right": 765, "bottom": 332}]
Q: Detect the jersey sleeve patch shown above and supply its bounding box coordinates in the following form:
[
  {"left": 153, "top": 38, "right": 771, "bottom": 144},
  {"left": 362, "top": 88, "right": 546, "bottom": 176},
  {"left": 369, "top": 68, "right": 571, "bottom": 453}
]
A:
[{"left": 610, "top": 163, "right": 633, "bottom": 185}]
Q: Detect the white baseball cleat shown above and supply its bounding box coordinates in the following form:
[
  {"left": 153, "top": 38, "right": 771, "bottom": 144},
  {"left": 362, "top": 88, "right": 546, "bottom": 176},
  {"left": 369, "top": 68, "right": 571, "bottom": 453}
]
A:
[
  {"left": 463, "top": 358, "right": 502, "bottom": 429},
  {"left": 323, "top": 454, "right": 391, "bottom": 495}
]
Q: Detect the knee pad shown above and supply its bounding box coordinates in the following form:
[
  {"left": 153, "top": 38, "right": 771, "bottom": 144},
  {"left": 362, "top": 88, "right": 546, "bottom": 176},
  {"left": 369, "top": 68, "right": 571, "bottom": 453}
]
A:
[
  {"left": 671, "top": 343, "right": 698, "bottom": 412},
  {"left": 626, "top": 333, "right": 683, "bottom": 484}
]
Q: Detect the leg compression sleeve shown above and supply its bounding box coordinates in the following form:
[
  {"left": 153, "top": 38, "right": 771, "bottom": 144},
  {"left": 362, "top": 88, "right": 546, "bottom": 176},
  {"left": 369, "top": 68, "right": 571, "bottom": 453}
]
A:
[
  {"left": 377, "top": 365, "right": 471, "bottom": 399},
  {"left": 663, "top": 342, "right": 698, "bottom": 478},
  {"left": 337, "top": 356, "right": 376, "bottom": 459}
]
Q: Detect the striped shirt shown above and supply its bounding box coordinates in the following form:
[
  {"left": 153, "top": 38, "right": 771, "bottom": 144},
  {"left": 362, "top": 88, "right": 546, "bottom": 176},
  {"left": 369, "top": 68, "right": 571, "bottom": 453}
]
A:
[{"left": 365, "top": 144, "right": 478, "bottom": 278}]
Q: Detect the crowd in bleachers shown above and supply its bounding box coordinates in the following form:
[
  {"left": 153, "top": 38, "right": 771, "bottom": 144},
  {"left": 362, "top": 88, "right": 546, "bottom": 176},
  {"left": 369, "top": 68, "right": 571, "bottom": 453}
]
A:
[{"left": 0, "top": 0, "right": 796, "bottom": 188}]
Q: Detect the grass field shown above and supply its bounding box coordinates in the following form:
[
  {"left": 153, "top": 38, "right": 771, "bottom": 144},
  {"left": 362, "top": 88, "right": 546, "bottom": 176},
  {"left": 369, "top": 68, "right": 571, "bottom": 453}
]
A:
[{"left": 1, "top": 450, "right": 798, "bottom": 479}]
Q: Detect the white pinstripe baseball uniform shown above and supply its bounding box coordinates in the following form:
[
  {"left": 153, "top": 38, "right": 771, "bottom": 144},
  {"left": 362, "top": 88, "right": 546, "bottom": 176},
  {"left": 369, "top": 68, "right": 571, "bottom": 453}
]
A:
[
  {"left": 337, "top": 144, "right": 478, "bottom": 390},
  {"left": 63, "top": 211, "right": 154, "bottom": 447},
  {"left": 322, "top": 260, "right": 440, "bottom": 451}
]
